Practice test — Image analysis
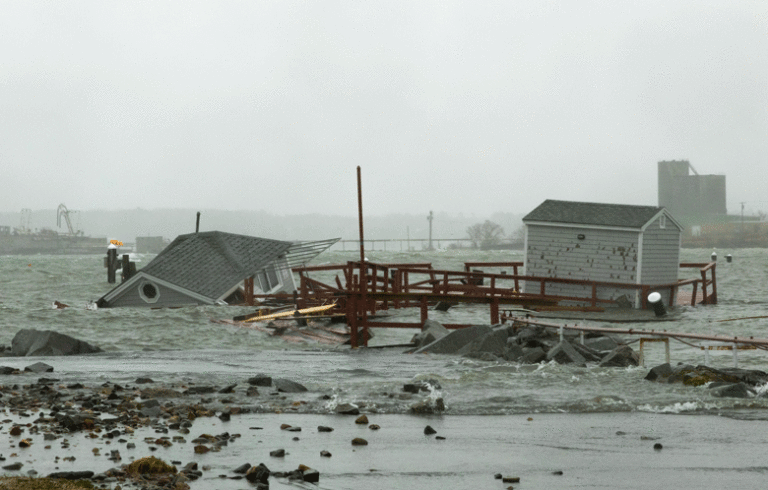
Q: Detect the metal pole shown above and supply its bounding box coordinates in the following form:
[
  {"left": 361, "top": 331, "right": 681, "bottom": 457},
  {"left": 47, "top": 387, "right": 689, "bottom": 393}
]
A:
[
  {"left": 357, "top": 166, "right": 368, "bottom": 347},
  {"left": 427, "top": 211, "right": 433, "bottom": 251}
]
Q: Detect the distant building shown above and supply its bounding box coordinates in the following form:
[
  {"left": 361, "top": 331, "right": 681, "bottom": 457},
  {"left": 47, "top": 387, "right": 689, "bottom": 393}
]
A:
[
  {"left": 523, "top": 200, "right": 682, "bottom": 308},
  {"left": 658, "top": 160, "right": 726, "bottom": 218}
]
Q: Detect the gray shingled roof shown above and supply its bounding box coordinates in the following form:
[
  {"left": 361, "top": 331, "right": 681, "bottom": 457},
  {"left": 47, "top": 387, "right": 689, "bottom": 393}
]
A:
[
  {"left": 140, "top": 231, "right": 293, "bottom": 300},
  {"left": 523, "top": 200, "right": 665, "bottom": 228}
]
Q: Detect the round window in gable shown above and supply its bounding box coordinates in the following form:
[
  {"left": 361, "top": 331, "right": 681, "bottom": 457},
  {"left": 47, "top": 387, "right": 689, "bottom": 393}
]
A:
[{"left": 138, "top": 281, "right": 160, "bottom": 304}]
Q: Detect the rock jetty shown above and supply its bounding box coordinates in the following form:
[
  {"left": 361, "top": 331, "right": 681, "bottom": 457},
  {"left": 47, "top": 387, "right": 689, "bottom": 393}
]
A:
[
  {"left": 408, "top": 319, "right": 638, "bottom": 367},
  {"left": 645, "top": 362, "right": 768, "bottom": 398}
]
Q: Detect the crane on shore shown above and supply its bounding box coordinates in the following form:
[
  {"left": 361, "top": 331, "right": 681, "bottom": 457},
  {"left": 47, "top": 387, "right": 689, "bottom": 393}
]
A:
[{"left": 57, "top": 203, "right": 82, "bottom": 236}]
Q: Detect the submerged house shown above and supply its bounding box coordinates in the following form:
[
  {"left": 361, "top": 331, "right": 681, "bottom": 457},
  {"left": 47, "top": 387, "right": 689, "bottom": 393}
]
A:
[
  {"left": 97, "top": 231, "right": 339, "bottom": 308},
  {"left": 522, "top": 200, "right": 682, "bottom": 308}
]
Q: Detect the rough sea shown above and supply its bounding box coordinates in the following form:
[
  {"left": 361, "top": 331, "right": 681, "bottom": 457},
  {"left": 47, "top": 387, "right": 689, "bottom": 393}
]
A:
[
  {"left": 1, "top": 247, "right": 767, "bottom": 418},
  {"left": 2, "top": 248, "right": 768, "bottom": 490}
]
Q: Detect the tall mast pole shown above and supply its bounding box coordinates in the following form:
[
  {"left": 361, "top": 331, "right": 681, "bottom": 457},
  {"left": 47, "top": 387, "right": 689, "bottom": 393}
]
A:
[{"left": 356, "top": 166, "right": 368, "bottom": 347}]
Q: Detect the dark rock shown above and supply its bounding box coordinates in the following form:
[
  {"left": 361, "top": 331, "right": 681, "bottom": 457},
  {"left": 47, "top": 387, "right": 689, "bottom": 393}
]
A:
[
  {"left": 317, "top": 426, "right": 334, "bottom": 432},
  {"left": 571, "top": 342, "right": 604, "bottom": 363},
  {"left": 414, "top": 325, "right": 492, "bottom": 354},
  {"left": 273, "top": 378, "right": 308, "bottom": 393},
  {"left": 219, "top": 411, "right": 231, "bottom": 422},
  {"left": 302, "top": 467, "right": 320, "bottom": 483},
  {"left": 517, "top": 326, "right": 554, "bottom": 345},
  {"left": 140, "top": 399, "right": 160, "bottom": 408},
  {"left": 12, "top": 329, "right": 102, "bottom": 357},
  {"left": 457, "top": 327, "right": 509, "bottom": 356},
  {"left": 644, "top": 363, "right": 674, "bottom": 381},
  {"left": 24, "top": 362, "right": 54, "bottom": 373},
  {"left": 246, "top": 386, "right": 260, "bottom": 396},
  {"left": 286, "top": 469, "right": 304, "bottom": 480},
  {"left": 599, "top": 345, "right": 639, "bottom": 367},
  {"left": 669, "top": 365, "right": 742, "bottom": 386},
  {"left": 709, "top": 382, "right": 754, "bottom": 398},
  {"left": 404, "top": 380, "right": 441, "bottom": 393},
  {"left": 320, "top": 450, "right": 332, "bottom": 457},
  {"left": 654, "top": 443, "right": 663, "bottom": 450},
  {"left": 140, "top": 406, "right": 162, "bottom": 418},
  {"left": 351, "top": 438, "right": 368, "bottom": 446},
  {"left": 269, "top": 448, "right": 286, "bottom": 457},
  {"left": 218, "top": 384, "right": 237, "bottom": 394},
  {"left": 3, "top": 462, "right": 22, "bottom": 470},
  {"left": 718, "top": 367, "right": 768, "bottom": 386},
  {"left": 424, "top": 425, "right": 437, "bottom": 435},
  {"left": 0, "top": 366, "right": 17, "bottom": 375},
  {"left": 403, "top": 383, "right": 420, "bottom": 394},
  {"left": 420, "top": 379, "right": 441, "bottom": 391},
  {"left": 584, "top": 336, "right": 620, "bottom": 352},
  {"left": 248, "top": 374, "right": 272, "bottom": 386},
  {"left": 186, "top": 386, "right": 215, "bottom": 394},
  {"left": 547, "top": 340, "right": 586, "bottom": 366},
  {"left": 355, "top": 415, "right": 368, "bottom": 424},
  {"left": 46, "top": 471, "right": 95, "bottom": 479},
  {"left": 410, "top": 397, "right": 445, "bottom": 414},
  {"left": 503, "top": 340, "right": 524, "bottom": 361},
  {"left": 335, "top": 403, "right": 360, "bottom": 415},
  {"left": 245, "top": 463, "right": 270, "bottom": 484},
  {"left": 135, "top": 377, "right": 154, "bottom": 384},
  {"left": 520, "top": 347, "right": 546, "bottom": 364},
  {"left": 411, "top": 319, "right": 450, "bottom": 349},
  {"left": 434, "top": 301, "right": 455, "bottom": 312}
]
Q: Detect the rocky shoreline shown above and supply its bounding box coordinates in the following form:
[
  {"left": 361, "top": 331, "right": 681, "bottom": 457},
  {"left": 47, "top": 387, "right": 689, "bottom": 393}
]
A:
[{"left": 3, "top": 325, "right": 768, "bottom": 489}]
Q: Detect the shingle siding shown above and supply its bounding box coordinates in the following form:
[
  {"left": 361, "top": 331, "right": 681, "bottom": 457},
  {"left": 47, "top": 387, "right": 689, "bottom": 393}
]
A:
[
  {"left": 523, "top": 201, "right": 682, "bottom": 308},
  {"left": 525, "top": 225, "right": 639, "bottom": 303},
  {"left": 641, "top": 216, "right": 681, "bottom": 302}
]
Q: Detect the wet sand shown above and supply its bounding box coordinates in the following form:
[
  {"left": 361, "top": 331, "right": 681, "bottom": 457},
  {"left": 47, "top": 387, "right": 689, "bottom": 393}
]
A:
[{"left": 3, "top": 410, "right": 765, "bottom": 489}]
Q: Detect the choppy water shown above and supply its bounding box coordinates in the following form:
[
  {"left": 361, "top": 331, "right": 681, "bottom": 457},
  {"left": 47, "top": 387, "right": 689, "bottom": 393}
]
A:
[{"left": 1, "top": 248, "right": 767, "bottom": 417}]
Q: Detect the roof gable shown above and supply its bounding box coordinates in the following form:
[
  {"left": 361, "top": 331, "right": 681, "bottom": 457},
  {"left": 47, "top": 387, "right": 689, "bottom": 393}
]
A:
[
  {"left": 523, "top": 200, "right": 669, "bottom": 229},
  {"left": 140, "top": 231, "right": 293, "bottom": 299}
]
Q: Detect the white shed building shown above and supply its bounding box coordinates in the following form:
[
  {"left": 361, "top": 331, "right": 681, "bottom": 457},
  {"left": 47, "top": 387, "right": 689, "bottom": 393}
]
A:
[{"left": 522, "top": 200, "right": 683, "bottom": 308}]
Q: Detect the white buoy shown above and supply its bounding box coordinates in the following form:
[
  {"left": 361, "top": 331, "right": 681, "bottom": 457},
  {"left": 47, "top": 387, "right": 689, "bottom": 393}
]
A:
[{"left": 647, "top": 292, "right": 666, "bottom": 317}]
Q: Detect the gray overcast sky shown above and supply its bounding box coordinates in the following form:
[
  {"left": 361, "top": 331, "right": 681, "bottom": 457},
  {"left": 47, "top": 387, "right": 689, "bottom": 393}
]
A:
[{"left": 2, "top": 1, "right": 766, "bottom": 216}]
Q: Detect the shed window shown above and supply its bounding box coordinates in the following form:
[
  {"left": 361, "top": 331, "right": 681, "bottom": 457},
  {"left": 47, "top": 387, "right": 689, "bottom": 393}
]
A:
[
  {"left": 258, "top": 270, "right": 270, "bottom": 291},
  {"left": 258, "top": 266, "right": 281, "bottom": 292},
  {"left": 138, "top": 281, "right": 160, "bottom": 303},
  {"left": 659, "top": 215, "right": 667, "bottom": 229}
]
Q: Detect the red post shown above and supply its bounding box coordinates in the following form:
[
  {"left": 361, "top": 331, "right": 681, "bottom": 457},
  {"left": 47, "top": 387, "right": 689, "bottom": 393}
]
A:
[
  {"left": 490, "top": 298, "right": 499, "bottom": 325},
  {"left": 420, "top": 296, "right": 428, "bottom": 325},
  {"left": 244, "top": 277, "right": 254, "bottom": 306},
  {"left": 357, "top": 166, "right": 368, "bottom": 347},
  {"left": 349, "top": 295, "right": 359, "bottom": 348}
]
